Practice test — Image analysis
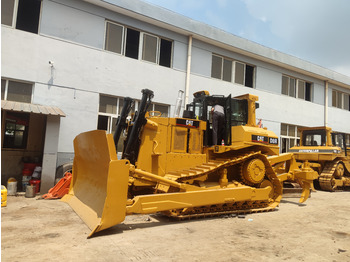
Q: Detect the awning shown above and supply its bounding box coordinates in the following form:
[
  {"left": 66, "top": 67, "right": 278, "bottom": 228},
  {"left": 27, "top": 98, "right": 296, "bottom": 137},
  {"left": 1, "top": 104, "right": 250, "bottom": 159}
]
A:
[{"left": 1, "top": 100, "right": 66, "bottom": 117}]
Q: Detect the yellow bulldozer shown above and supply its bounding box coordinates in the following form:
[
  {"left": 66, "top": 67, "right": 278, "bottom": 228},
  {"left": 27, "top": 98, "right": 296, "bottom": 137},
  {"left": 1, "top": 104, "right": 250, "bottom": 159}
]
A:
[
  {"left": 289, "top": 126, "right": 350, "bottom": 191},
  {"left": 63, "top": 89, "right": 318, "bottom": 237}
]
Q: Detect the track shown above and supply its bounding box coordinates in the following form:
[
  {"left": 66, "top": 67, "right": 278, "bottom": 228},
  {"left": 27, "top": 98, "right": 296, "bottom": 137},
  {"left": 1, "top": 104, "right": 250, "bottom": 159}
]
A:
[
  {"left": 318, "top": 160, "right": 350, "bottom": 191},
  {"left": 160, "top": 152, "right": 283, "bottom": 219},
  {"left": 164, "top": 200, "right": 276, "bottom": 219}
]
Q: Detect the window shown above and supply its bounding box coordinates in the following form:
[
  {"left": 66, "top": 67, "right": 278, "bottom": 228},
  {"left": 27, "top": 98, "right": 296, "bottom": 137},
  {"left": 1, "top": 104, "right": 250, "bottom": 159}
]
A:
[
  {"left": 3, "top": 112, "right": 30, "bottom": 149},
  {"left": 99, "top": 96, "right": 117, "bottom": 114},
  {"left": 125, "top": 28, "right": 140, "bottom": 59},
  {"left": 16, "top": 0, "right": 41, "bottom": 34},
  {"left": 211, "top": 55, "right": 254, "bottom": 86},
  {"left": 332, "top": 90, "right": 350, "bottom": 111},
  {"left": 305, "top": 82, "right": 311, "bottom": 101},
  {"left": 105, "top": 22, "right": 124, "bottom": 54},
  {"left": 104, "top": 21, "right": 173, "bottom": 68},
  {"left": 98, "top": 94, "right": 169, "bottom": 151},
  {"left": 305, "top": 134, "right": 322, "bottom": 146},
  {"left": 289, "top": 78, "right": 296, "bottom": 97},
  {"left": 211, "top": 55, "right": 222, "bottom": 80},
  {"left": 281, "top": 76, "right": 289, "bottom": 96},
  {"left": 244, "top": 64, "right": 254, "bottom": 88},
  {"left": 1, "top": 0, "right": 15, "bottom": 26},
  {"left": 280, "top": 124, "right": 302, "bottom": 153},
  {"left": 211, "top": 55, "right": 232, "bottom": 82},
  {"left": 223, "top": 59, "right": 233, "bottom": 82},
  {"left": 344, "top": 93, "right": 350, "bottom": 111},
  {"left": 150, "top": 103, "right": 169, "bottom": 117},
  {"left": 282, "top": 75, "right": 312, "bottom": 101},
  {"left": 234, "top": 62, "right": 244, "bottom": 85},
  {"left": 297, "top": 80, "right": 305, "bottom": 99},
  {"left": 231, "top": 99, "right": 248, "bottom": 126},
  {"left": 1, "top": 79, "right": 6, "bottom": 100},
  {"left": 2, "top": 79, "right": 33, "bottom": 103},
  {"left": 1, "top": 0, "right": 41, "bottom": 34},
  {"left": 303, "top": 130, "right": 326, "bottom": 146},
  {"left": 142, "top": 34, "right": 158, "bottom": 63},
  {"left": 346, "top": 134, "right": 350, "bottom": 147},
  {"left": 234, "top": 62, "right": 254, "bottom": 88},
  {"left": 141, "top": 33, "right": 172, "bottom": 66},
  {"left": 98, "top": 95, "right": 124, "bottom": 134},
  {"left": 332, "top": 133, "right": 345, "bottom": 150},
  {"left": 159, "top": 39, "right": 172, "bottom": 67}
]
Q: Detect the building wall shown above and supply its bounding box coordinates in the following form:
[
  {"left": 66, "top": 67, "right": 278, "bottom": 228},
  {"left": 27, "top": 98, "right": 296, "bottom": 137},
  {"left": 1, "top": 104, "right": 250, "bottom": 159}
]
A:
[
  {"left": 2, "top": 25, "right": 187, "bottom": 154},
  {"left": 2, "top": 0, "right": 350, "bottom": 173},
  {"left": 40, "top": 0, "right": 189, "bottom": 71}
]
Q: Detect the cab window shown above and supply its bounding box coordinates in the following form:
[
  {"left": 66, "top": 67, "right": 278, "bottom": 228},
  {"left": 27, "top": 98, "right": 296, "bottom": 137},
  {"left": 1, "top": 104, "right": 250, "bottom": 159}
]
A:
[
  {"left": 231, "top": 99, "right": 247, "bottom": 126},
  {"left": 332, "top": 133, "right": 345, "bottom": 149},
  {"left": 303, "top": 130, "right": 326, "bottom": 146}
]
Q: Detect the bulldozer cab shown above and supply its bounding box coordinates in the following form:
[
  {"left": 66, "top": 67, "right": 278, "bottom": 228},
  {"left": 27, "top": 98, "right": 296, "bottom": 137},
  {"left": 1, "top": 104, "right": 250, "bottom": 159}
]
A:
[
  {"left": 301, "top": 129, "right": 327, "bottom": 147},
  {"left": 188, "top": 92, "right": 248, "bottom": 146},
  {"left": 300, "top": 127, "right": 347, "bottom": 156}
]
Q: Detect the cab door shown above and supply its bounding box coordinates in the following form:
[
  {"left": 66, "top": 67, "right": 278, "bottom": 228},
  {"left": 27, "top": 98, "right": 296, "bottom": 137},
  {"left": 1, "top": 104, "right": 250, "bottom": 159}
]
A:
[{"left": 224, "top": 95, "right": 231, "bottom": 145}]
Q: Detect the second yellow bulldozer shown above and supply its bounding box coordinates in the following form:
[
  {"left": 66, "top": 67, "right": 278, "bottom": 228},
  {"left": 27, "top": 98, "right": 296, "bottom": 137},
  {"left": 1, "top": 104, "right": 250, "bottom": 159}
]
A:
[
  {"left": 290, "top": 126, "right": 350, "bottom": 191},
  {"left": 63, "top": 89, "right": 318, "bottom": 237}
]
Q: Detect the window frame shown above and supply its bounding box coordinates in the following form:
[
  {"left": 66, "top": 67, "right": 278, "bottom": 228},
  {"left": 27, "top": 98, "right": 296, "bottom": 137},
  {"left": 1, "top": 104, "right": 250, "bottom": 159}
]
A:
[
  {"left": 280, "top": 123, "right": 302, "bottom": 153},
  {"left": 104, "top": 21, "right": 173, "bottom": 68},
  {"left": 281, "top": 75, "right": 312, "bottom": 102},
  {"left": 98, "top": 94, "right": 170, "bottom": 133},
  {"left": 211, "top": 54, "right": 255, "bottom": 87},
  {"left": 124, "top": 27, "right": 141, "bottom": 60},
  {"left": 234, "top": 61, "right": 255, "bottom": 87},
  {"left": 159, "top": 38, "right": 173, "bottom": 68},
  {"left": 2, "top": 111, "right": 30, "bottom": 149},
  {"left": 346, "top": 134, "right": 350, "bottom": 147},
  {"left": 233, "top": 61, "right": 255, "bottom": 88},
  {"left": 211, "top": 54, "right": 224, "bottom": 80},
  {"left": 332, "top": 89, "right": 350, "bottom": 111},
  {"left": 98, "top": 95, "right": 125, "bottom": 134},
  {"left": 98, "top": 94, "right": 170, "bottom": 152},
  {"left": 234, "top": 61, "right": 245, "bottom": 85},
  {"left": 104, "top": 20, "right": 125, "bottom": 55},
  {"left": 15, "top": 0, "right": 42, "bottom": 34},
  {"left": 141, "top": 32, "right": 160, "bottom": 64},
  {"left": 344, "top": 93, "right": 350, "bottom": 111},
  {"left": 1, "top": 0, "right": 18, "bottom": 28},
  {"left": 1, "top": 78, "right": 34, "bottom": 103},
  {"left": 149, "top": 102, "right": 169, "bottom": 117}
]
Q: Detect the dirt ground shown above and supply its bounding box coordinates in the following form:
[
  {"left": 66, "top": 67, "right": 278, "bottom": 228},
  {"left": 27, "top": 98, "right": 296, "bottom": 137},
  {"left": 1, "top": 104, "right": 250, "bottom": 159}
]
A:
[{"left": 1, "top": 190, "right": 350, "bottom": 262}]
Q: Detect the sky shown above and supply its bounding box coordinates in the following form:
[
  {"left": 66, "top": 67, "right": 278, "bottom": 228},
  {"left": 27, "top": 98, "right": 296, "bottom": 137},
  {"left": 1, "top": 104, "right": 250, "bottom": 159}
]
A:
[{"left": 143, "top": 0, "right": 350, "bottom": 77}]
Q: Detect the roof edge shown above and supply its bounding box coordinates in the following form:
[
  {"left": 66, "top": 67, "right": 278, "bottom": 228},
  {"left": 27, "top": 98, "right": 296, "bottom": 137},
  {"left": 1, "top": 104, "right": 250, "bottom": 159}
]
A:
[{"left": 83, "top": 0, "right": 350, "bottom": 88}]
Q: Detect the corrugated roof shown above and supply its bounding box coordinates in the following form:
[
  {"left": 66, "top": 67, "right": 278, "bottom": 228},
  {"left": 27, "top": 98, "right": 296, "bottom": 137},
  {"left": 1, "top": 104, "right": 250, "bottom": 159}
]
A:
[{"left": 1, "top": 100, "right": 66, "bottom": 117}]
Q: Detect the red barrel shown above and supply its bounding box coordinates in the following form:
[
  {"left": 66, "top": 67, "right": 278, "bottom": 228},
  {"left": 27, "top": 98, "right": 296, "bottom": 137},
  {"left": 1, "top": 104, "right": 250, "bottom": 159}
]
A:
[
  {"left": 23, "top": 163, "right": 37, "bottom": 171},
  {"left": 22, "top": 163, "right": 37, "bottom": 177},
  {"left": 29, "top": 179, "right": 41, "bottom": 194},
  {"left": 22, "top": 169, "right": 32, "bottom": 176}
]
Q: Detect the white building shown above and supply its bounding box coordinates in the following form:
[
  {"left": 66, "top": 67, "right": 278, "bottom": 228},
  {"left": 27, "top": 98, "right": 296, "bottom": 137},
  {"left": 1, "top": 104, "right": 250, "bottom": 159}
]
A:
[{"left": 2, "top": 0, "right": 350, "bottom": 193}]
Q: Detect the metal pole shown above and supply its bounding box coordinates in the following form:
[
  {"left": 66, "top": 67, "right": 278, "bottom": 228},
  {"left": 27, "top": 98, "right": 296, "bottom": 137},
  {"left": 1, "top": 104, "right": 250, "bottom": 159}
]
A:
[
  {"left": 185, "top": 35, "right": 193, "bottom": 106},
  {"left": 324, "top": 81, "right": 328, "bottom": 127}
]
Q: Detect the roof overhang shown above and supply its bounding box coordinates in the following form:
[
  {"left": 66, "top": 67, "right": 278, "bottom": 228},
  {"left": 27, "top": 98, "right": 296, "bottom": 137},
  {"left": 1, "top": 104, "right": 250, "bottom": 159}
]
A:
[{"left": 1, "top": 100, "right": 66, "bottom": 117}]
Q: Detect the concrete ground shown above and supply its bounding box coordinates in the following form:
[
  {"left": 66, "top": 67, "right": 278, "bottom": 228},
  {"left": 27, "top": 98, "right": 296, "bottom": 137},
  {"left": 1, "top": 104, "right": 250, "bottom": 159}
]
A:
[{"left": 1, "top": 190, "right": 350, "bottom": 262}]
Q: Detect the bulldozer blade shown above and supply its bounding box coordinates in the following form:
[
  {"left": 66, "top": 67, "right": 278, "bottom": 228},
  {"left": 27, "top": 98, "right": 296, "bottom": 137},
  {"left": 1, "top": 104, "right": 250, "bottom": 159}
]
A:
[{"left": 61, "top": 130, "right": 130, "bottom": 238}]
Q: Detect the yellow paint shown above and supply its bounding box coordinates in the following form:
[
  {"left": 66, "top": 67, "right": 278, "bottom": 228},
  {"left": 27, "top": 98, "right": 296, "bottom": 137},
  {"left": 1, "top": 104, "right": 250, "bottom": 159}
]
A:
[{"left": 1, "top": 185, "right": 7, "bottom": 207}]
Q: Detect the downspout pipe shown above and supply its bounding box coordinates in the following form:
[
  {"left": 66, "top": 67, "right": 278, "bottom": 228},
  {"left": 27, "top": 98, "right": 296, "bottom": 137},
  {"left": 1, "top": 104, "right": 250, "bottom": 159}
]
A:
[
  {"left": 185, "top": 35, "right": 193, "bottom": 106},
  {"left": 324, "top": 81, "right": 328, "bottom": 127}
]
